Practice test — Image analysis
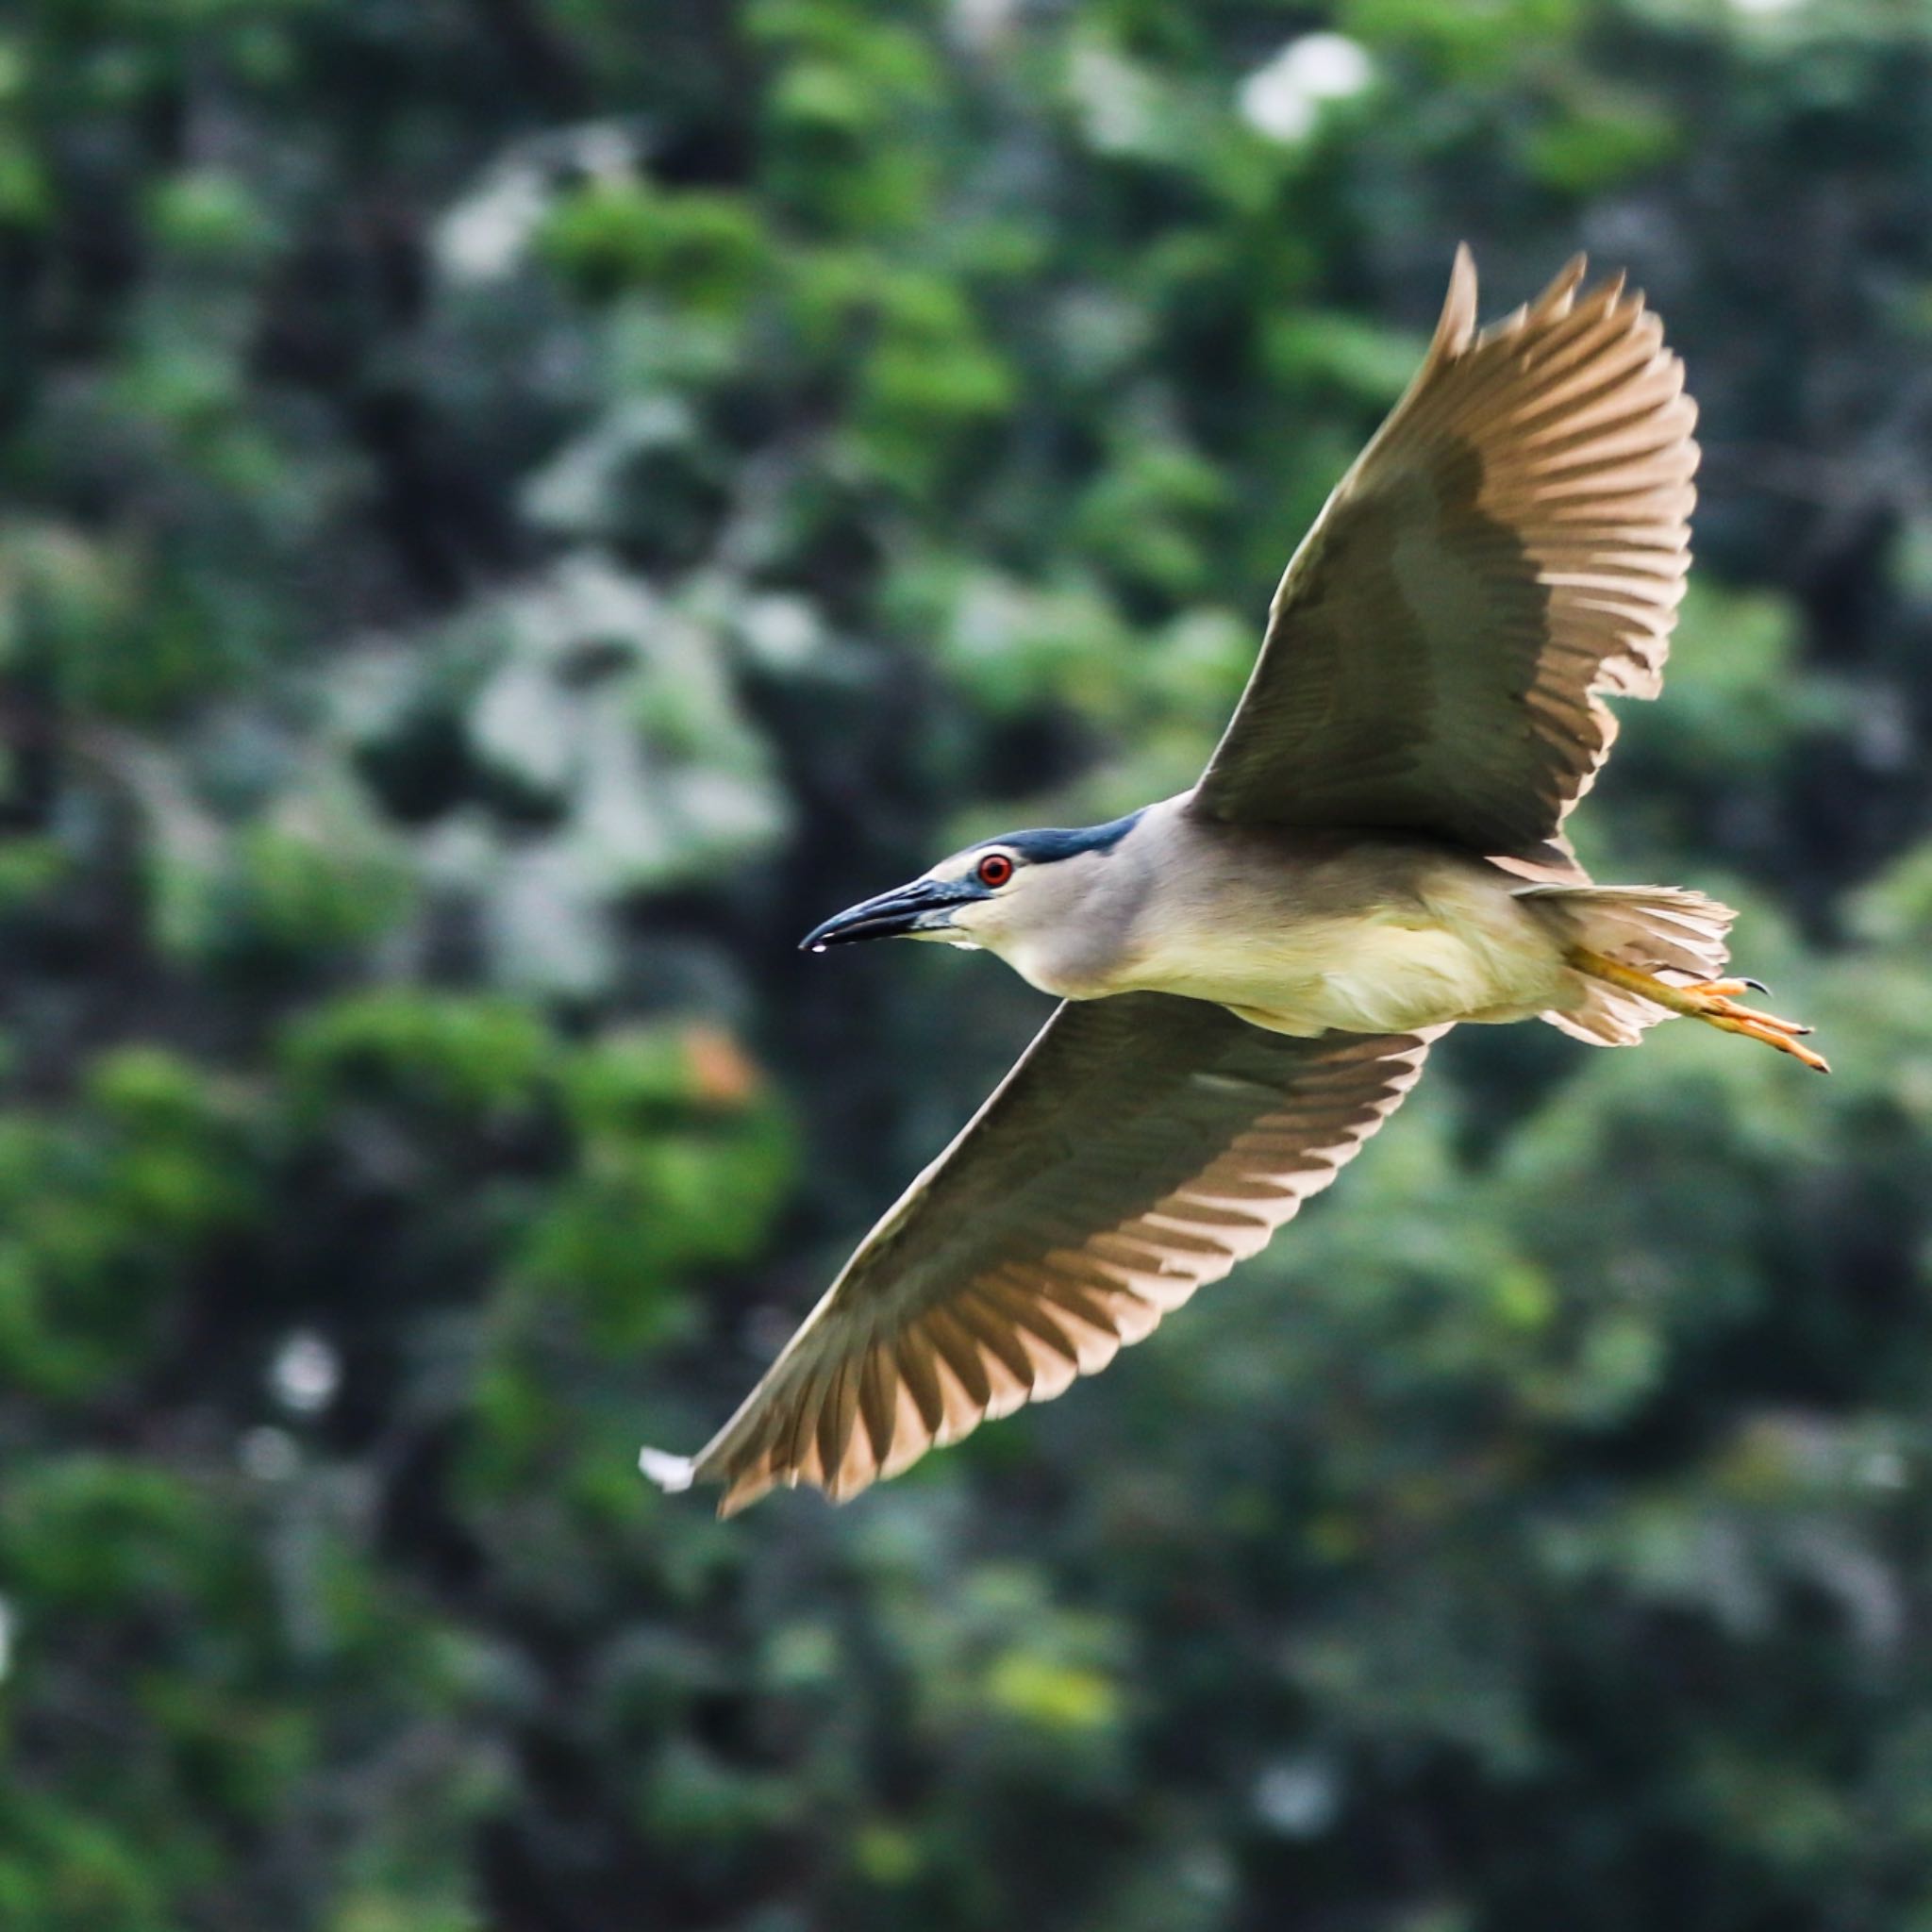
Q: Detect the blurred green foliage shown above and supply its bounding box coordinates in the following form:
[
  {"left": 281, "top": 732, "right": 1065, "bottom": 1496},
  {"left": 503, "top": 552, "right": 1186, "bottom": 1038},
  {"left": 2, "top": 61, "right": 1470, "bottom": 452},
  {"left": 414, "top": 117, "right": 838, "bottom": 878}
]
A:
[{"left": 5, "top": 0, "right": 1932, "bottom": 1927}]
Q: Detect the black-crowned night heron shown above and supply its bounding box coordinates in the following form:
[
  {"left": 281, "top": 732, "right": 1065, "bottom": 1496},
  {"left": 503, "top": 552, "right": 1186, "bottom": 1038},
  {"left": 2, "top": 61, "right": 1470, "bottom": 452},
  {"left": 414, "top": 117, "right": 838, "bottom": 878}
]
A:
[{"left": 643, "top": 248, "right": 1825, "bottom": 1517}]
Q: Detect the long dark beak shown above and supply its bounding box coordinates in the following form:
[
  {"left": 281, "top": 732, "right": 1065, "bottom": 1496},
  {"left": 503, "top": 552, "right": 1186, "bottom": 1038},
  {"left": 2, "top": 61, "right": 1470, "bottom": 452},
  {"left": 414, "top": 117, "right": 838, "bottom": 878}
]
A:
[{"left": 800, "top": 877, "right": 981, "bottom": 952}]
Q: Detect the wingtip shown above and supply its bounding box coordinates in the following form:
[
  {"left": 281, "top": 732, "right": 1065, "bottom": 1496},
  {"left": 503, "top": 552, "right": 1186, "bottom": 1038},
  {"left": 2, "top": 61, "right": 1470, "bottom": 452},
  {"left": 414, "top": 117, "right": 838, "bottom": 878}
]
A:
[
  {"left": 718, "top": 1469, "right": 780, "bottom": 1517},
  {"left": 639, "top": 1445, "right": 696, "bottom": 1492},
  {"left": 1528, "top": 252, "right": 1590, "bottom": 324},
  {"left": 1433, "top": 243, "right": 1479, "bottom": 358}
]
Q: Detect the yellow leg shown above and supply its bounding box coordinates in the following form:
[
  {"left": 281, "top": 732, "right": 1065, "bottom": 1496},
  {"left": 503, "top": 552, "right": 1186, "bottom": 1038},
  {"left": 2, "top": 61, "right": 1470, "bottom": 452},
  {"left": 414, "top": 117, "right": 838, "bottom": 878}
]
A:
[{"left": 1569, "top": 949, "right": 1830, "bottom": 1074}]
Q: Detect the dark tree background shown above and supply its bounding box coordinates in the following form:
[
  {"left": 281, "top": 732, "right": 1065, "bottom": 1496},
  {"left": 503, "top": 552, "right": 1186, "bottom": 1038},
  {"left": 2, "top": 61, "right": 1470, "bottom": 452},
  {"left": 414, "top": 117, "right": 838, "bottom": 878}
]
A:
[{"left": 6, "top": 1, "right": 1932, "bottom": 1927}]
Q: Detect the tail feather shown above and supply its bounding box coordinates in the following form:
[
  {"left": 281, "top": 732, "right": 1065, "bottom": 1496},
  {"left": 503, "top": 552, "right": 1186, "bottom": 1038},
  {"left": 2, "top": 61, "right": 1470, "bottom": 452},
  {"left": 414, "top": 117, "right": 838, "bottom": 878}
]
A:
[{"left": 1517, "top": 884, "right": 1736, "bottom": 1046}]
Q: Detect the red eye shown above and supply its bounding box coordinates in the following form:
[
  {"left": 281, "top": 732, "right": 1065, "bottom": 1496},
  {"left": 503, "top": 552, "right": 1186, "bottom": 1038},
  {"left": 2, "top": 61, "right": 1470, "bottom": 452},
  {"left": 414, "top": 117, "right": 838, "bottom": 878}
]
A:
[{"left": 975, "top": 853, "right": 1014, "bottom": 889}]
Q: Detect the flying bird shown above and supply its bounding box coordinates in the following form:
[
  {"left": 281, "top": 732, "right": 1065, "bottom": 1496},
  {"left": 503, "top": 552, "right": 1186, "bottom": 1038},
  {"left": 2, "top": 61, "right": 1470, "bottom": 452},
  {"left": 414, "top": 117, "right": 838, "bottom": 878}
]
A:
[{"left": 642, "top": 248, "right": 1825, "bottom": 1517}]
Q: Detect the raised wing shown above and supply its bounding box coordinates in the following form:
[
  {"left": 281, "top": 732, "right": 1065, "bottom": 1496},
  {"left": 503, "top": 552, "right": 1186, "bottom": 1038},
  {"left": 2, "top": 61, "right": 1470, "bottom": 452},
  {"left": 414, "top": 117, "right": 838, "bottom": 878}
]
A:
[
  {"left": 642, "top": 997, "right": 1440, "bottom": 1514},
  {"left": 1191, "top": 247, "right": 1698, "bottom": 855}
]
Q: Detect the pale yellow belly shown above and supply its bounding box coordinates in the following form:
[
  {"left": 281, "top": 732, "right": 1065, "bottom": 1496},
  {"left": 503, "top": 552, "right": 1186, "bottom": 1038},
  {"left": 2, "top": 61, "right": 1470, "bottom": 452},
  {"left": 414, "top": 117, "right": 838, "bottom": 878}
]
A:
[{"left": 1141, "top": 912, "right": 1568, "bottom": 1037}]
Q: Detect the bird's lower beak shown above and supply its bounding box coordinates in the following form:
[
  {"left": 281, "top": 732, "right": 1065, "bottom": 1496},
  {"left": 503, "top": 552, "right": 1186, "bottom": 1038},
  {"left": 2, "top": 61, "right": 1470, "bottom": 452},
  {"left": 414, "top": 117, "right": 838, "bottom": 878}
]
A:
[{"left": 801, "top": 877, "right": 979, "bottom": 952}]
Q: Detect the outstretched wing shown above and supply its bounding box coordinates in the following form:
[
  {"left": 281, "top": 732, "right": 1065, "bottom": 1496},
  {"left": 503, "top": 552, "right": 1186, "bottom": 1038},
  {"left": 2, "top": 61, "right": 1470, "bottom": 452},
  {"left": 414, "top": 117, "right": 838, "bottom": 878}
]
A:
[
  {"left": 1192, "top": 247, "right": 1698, "bottom": 856},
  {"left": 642, "top": 997, "right": 1440, "bottom": 1515}
]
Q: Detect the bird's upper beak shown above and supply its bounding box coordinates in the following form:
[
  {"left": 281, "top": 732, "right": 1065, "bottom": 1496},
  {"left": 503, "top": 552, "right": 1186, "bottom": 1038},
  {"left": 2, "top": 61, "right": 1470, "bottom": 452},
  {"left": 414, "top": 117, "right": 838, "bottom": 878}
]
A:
[{"left": 800, "top": 876, "right": 981, "bottom": 951}]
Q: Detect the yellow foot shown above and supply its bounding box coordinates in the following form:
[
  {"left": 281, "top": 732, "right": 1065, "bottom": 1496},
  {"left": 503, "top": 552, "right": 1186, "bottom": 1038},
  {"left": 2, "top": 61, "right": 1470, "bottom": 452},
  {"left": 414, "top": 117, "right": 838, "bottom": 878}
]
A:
[
  {"left": 1570, "top": 951, "right": 1831, "bottom": 1074},
  {"left": 1681, "top": 978, "right": 1767, "bottom": 1001}
]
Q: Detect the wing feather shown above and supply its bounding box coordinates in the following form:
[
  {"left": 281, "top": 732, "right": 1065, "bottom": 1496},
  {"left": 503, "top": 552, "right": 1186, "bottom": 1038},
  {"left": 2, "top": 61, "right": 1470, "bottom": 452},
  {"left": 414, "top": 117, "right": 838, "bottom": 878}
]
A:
[
  {"left": 643, "top": 996, "right": 1439, "bottom": 1513},
  {"left": 1192, "top": 247, "right": 1697, "bottom": 852}
]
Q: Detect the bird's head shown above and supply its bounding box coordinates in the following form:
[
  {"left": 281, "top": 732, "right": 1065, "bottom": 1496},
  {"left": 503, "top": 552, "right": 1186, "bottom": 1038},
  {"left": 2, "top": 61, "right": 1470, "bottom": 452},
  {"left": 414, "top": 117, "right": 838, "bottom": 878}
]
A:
[{"left": 800, "top": 810, "right": 1146, "bottom": 984}]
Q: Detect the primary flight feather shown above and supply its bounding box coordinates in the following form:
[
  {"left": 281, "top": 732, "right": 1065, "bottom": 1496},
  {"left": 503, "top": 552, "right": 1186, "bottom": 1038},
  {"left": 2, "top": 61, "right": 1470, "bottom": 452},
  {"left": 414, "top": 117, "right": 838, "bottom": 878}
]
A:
[{"left": 643, "top": 248, "right": 1825, "bottom": 1518}]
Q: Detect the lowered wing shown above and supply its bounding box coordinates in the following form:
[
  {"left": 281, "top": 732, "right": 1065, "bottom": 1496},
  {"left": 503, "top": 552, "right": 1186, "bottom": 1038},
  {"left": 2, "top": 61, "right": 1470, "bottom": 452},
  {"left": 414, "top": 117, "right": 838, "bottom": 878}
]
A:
[{"left": 644, "top": 996, "right": 1440, "bottom": 1514}]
